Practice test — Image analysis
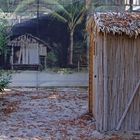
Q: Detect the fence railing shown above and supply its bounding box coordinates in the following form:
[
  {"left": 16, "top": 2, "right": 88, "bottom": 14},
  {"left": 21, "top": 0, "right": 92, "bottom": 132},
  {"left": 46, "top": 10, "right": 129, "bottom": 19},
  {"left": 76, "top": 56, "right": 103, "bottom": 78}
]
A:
[{"left": 91, "top": 0, "right": 140, "bottom": 12}]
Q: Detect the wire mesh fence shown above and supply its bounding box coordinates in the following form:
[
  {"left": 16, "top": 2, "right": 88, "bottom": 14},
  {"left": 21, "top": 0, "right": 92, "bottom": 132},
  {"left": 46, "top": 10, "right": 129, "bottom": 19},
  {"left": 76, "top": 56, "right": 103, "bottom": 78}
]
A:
[
  {"left": 0, "top": 0, "right": 140, "bottom": 87},
  {"left": 0, "top": 0, "right": 89, "bottom": 87}
]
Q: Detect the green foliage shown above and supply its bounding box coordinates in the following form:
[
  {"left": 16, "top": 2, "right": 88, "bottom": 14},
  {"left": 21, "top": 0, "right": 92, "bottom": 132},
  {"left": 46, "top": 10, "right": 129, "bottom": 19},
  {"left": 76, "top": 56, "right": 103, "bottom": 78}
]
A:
[
  {"left": 0, "top": 70, "right": 11, "bottom": 92},
  {"left": 0, "top": 0, "right": 18, "bottom": 12},
  {"left": 47, "top": 51, "right": 58, "bottom": 67},
  {"left": 0, "top": 11, "right": 11, "bottom": 69},
  {"left": 51, "top": 1, "right": 86, "bottom": 31},
  {"left": 0, "top": 18, "right": 8, "bottom": 55}
]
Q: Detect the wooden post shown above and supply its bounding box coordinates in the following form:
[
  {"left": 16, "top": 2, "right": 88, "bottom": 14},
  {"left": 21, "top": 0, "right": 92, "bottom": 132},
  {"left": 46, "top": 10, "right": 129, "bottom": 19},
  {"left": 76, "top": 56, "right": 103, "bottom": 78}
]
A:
[
  {"left": 130, "top": 0, "right": 133, "bottom": 12},
  {"left": 11, "top": 45, "right": 14, "bottom": 70},
  {"left": 18, "top": 47, "right": 22, "bottom": 64},
  {"left": 78, "top": 61, "right": 80, "bottom": 72},
  {"left": 45, "top": 47, "right": 47, "bottom": 70},
  {"left": 22, "top": 45, "right": 25, "bottom": 64},
  {"left": 103, "top": 34, "right": 108, "bottom": 131},
  {"left": 25, "top": 46, "right": 29, "bottom": 64},
  {"left": 88, "top": 34, "right": 94, "bottom": 114}
]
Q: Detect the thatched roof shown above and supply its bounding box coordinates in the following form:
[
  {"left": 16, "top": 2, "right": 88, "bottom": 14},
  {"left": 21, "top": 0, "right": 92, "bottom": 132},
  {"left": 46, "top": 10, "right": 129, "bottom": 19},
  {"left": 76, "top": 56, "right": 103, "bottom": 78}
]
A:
[{"left": 87, "top": 12, "right": 140, "bottom": 37}]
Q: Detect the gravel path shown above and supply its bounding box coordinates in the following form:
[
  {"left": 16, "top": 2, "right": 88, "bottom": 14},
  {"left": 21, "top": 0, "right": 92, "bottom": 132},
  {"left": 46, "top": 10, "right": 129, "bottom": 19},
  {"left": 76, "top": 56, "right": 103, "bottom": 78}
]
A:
[
  {"left": 0, "top": 88, "right": 96, "bottom": 140},
  {"left": 0, "top": 88, "right": 139, "bottom": 140}
]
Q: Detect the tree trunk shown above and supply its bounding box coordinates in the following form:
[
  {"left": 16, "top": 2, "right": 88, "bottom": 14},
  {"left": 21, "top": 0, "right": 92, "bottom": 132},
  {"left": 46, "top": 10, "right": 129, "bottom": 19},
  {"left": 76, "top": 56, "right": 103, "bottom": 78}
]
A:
[
  {"left": 86, "top": 0, "right": 92, "bottom": 9},
  {"left": 68, "top": 30, "right": 74, "bottom": 65}
]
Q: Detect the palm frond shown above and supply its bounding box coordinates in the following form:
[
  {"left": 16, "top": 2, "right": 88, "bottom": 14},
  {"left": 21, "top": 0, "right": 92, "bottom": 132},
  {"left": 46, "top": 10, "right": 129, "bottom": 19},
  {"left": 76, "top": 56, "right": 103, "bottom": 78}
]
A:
[
  {"left": 42, "top": 0, "right": 71, "bottom": 18},
  {"left": 14, "top": 0, "right": 35, "bottom": 14},
  {"left": 50, "top": 11, "right": 68, "bottom": 23},
  {"left": 0, "top": 9, "right": 5, "bottom": 18},
  {"left": 73, "top": 6, "right": 86, "bottom": 28},
  {"left": 0, "top": 9, "right": 4, "bottom": 13}
]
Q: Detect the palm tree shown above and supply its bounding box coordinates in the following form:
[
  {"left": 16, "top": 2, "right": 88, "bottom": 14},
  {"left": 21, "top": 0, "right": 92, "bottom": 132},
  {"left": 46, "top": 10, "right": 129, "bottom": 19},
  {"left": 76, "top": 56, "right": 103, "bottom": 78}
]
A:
[
  {"left": 14, "top": 0, "right": 87, "bottom": 65},
  {"left": 52, "top": 1, "right": 86, "bottom": 65}
]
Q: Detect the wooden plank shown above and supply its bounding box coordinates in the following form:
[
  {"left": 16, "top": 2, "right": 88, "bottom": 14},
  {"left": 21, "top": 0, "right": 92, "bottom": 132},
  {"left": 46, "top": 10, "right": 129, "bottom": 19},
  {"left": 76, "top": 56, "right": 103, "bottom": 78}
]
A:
[
  {"left": 103, "top": 33, "right": 108, "bottom": 131},
  {"left": 116, "top": 79, "right": 140, "bottom": 130},
  {"left": 99, "top": 33, "right": 104, "bottom": 131},
  {"left": 95, "top": 35, "right": 98, "bottom": 129},
  {"left": 18, "top": 47, "right": 22, "bottom": 64},
  {"left": 22, "top": 45, "right": 25, "bottom": 64},
  {"left": 88, "top": 33, "right": 94, "bottom": 114}
]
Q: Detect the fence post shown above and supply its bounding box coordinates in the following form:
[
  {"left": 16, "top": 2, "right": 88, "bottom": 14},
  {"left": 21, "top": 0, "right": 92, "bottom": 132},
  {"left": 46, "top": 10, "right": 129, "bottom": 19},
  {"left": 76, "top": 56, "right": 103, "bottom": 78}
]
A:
[{"left": 130, "top": 0, "right": 133, "bottom": 12}]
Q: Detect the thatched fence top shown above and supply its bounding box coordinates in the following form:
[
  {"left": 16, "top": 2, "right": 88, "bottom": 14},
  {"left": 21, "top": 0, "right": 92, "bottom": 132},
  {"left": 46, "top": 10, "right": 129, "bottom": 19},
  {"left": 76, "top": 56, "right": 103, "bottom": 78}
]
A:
[{"left": 87, "top": 12, "right": 140, "bottom": 37}]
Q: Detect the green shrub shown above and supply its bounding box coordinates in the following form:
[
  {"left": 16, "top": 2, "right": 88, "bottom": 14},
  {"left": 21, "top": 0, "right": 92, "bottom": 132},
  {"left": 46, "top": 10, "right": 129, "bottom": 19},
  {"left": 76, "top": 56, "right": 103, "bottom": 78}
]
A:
[
  {"left": 47, "top": 52, "right": 58, "bottom": 67},
  {"left": 0, "top": 70, "right": 11, "bottom": 92}
]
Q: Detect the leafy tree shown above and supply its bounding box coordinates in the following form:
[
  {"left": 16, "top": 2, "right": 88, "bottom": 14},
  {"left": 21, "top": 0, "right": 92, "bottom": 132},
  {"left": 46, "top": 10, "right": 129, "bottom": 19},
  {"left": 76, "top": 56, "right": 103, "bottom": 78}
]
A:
[
  {"left": 0, "top": 0, "right": 16, "bottom": 55},
  {"left": 0, "top": 0, "right": 17, "bottom": 12},
  {"left": 0, "top": 6, "right": 12, "bottom": 68},
  {"left": 0, "top": 18, "right": 8, "bottom": 56}
]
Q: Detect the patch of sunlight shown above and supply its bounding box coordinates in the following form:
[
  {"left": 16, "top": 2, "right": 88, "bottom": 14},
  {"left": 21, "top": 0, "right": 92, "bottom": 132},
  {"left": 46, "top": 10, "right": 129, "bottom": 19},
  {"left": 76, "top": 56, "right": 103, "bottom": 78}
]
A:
[
  {"left": 48, "top": 94, "right": 59, "bottom": 99},
  {"left": 4, "top": 88, "right": 11, "bottom": 92}
]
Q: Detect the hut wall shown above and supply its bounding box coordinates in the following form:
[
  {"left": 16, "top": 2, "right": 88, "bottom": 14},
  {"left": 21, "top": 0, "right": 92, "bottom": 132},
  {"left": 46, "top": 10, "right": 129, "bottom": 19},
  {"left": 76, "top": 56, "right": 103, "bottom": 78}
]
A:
[
  {"left": 95, "top": 33, "right": 140, "bottom": 132},
  {"left": 94, "top": 32, "right": 105, "bottom": 131}
]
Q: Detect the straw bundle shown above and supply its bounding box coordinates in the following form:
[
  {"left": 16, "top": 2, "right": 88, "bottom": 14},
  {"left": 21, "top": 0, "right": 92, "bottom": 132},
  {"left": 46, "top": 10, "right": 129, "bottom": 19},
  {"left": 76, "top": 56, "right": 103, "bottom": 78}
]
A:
[{"left": 87, "top": 12, "right": 140, "bottom": 37}]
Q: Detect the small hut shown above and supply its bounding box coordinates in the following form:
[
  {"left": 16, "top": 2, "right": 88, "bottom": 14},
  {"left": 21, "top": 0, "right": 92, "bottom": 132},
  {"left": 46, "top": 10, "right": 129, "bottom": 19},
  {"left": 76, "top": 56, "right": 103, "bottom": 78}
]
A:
[
  {"left": 87, "top": 12, "right": 140, "bottom": 132},
  {"left": 8, "top": 34, "right": 50, "bottom": 70}
]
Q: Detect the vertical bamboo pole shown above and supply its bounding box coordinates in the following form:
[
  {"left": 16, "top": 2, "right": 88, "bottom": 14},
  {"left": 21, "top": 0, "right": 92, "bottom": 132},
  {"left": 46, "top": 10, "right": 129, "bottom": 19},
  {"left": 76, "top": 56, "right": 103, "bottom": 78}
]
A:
[
  {"left": 103, "top": 34, "right": 108, "bottom": 131},
  {"left": 36, "top": 0, "right": 39, "bottom": 92},
  {"left": 88, "top": 33, "right": 94, "bottom": 114}
]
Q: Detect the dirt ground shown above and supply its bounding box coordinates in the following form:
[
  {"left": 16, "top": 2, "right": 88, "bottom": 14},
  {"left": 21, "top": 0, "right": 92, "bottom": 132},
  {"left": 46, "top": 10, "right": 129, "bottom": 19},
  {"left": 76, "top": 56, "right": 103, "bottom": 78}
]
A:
[{"left": 0, "top": 88, "right": 139, "bottom": 140}]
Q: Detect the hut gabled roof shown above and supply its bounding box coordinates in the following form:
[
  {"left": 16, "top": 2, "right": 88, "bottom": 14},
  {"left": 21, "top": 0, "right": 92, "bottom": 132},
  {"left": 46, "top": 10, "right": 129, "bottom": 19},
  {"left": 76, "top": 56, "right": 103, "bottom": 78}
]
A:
[
  {"left": 88, "top": 12, "right": 140, "bottom": 37},
  {"left": 8, "top": 33, "right": 51, "bottom": 49}
]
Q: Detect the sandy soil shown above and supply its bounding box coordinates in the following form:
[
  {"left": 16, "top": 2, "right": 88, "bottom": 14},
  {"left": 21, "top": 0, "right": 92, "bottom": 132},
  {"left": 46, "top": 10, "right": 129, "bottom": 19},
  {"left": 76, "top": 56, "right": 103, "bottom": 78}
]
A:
[{"left": 0, "top": 88, "right": 139, "bottom": 140}]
